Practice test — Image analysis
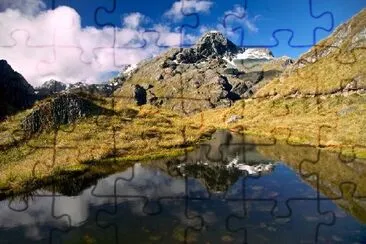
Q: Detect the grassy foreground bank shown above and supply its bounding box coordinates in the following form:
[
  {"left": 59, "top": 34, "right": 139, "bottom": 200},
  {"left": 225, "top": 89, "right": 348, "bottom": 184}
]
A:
[{"left": 0, "top": 92, "right": 366, "bottom": 198}]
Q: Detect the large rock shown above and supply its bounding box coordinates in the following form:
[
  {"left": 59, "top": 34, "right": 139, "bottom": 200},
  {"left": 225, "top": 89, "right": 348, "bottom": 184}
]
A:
[
  {"left": 134, "top": 85, "right": 147, "bottom": 106},
  {"left": 21, "top": 93, "right": 110, "bottom": 137}
]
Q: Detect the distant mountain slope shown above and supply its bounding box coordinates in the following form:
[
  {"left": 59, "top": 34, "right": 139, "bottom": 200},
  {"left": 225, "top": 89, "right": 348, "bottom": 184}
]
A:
[
  {"left": 256, "top": 8, "right": 366, "bottom": 98},
  {"left": 0, "top": 60, "right": 35, "bottom": 120},
  {"left": 35, "top": 79, "right": 120, "bottom": 98},
  {"left": 115, "top": 31, "right": 293, "bottom": 113}
]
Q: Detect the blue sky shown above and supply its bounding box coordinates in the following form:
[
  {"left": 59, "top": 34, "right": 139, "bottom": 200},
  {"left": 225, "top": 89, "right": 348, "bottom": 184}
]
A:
[
  {"left": 45, "top": 0, "right": 365, "bottom": 57},
  {"left": 0, "top": 0, "right": 364, "bottom": 85}
]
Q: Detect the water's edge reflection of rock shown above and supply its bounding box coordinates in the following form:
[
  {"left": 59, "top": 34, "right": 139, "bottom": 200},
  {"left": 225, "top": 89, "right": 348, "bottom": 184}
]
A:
[
  {"left": 167, "top": 130, "right": 276, "bottom": 193},
  {"left": 154, "top": 129, "right": 366, "bottom": 223}
]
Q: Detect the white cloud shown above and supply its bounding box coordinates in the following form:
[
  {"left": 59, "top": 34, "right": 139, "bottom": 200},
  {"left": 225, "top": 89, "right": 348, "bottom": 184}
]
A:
[
  {"left": 123, "top": 12, "right": 146, "bottom": 29},
  {"left": 164, "top": 0, "right": 213, "bottom": 21},
  {"left": 0, "top": 7, "right": 186, "bottom": 86},
  {"left": 0, "top": 0, "right": 45, "bottom": 16},
  {"left": 223, "top": 4, "right": 259, "bottom": 33},
  {"left": 0, "top": 0, "right": 237, "bottom": 87}
]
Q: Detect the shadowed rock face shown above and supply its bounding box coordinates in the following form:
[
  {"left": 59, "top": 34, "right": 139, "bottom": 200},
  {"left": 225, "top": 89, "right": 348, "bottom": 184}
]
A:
[{"left": 0, "top": 60, "right": 35, "bottom": 120}]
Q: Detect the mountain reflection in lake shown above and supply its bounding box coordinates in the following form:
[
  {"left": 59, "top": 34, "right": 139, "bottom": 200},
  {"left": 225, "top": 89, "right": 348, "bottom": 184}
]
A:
[{"left": 0, "top": 130, "right": 366, "bottom": 243}]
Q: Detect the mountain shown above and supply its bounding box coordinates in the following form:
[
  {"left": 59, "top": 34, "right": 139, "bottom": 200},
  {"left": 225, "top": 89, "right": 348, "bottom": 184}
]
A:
[
  {"left": 35, "top": 79, "right": 124, "bottom": 98},
  {"left": 35, "top": 79, "right": 67, "bottom": 98},
  {"left": 0, "top": 60, "right": 35, "bottom": 120},
  {"left": 115, "top": 31, "right": 293, "bottom": 113}
]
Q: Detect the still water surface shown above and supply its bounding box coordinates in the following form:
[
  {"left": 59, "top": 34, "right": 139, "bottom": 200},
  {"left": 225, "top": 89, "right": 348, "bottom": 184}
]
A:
[{"left": 0, "top": 130, "right": 366, "bottom": 243}]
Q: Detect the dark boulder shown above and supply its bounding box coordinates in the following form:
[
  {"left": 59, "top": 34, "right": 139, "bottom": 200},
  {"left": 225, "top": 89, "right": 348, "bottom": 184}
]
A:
[{"left": 134, "top": 85, "right": 147, "bottom": 106}]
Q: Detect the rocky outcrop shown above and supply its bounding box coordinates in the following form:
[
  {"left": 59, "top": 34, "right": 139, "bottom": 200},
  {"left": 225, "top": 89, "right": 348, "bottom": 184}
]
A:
[
  {"left": 0, "top": 60, "right": 35, "bottom": 120},
  {"left": 115, "top": 31, "right": 292, "bottom": 113},
  {"left": 21, "top": 93, "right": 111, "bottom": 137}
]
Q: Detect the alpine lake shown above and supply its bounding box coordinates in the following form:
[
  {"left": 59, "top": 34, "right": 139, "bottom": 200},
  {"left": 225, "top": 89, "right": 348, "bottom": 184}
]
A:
[{"left": 1, "top": 130, "right": 365, "bottom": 243}]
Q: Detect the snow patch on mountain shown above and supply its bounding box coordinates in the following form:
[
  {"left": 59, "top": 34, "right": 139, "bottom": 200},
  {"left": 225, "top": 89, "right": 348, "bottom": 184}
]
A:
[
  {"left": 223, "top": 48, "right": 274, "bottom": 67},
  {"left": 235, "top": 48, "right": 274, "bottom": 60}
]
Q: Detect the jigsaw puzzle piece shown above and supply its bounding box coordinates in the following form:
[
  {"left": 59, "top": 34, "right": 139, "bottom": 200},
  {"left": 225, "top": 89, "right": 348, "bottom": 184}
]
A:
[
  {"left": 94, "top": 0, "right": 202, "bottom": 49},
  {"left": 86, "top": 163, "right": 203, "bottom": 243},
  {"left": 184, "top": 199, "right": 248, "bottom": 243},
  {"left": 0, "top": 30, "right": 55, "bottom": 80},
  {"left": 299, "top": 143, "right": 366, "bottom": 200},
  {"left": 90, "top": 163, "right": 186, "bottom": 215},
  {"left": 28, "top": 124, "right": 82, "bottom": 186},
  {"left": 0, "top": 120, "right": 83, "bottom": 198},
  {"left": 316, "top": 184, "right": 366, "bottom": 243},
  {"left": 223, "top": 0, "right": 334, "bottom": 48},
  {"left": 96, "top": 198, "right": 202, "bottom": 243},
  {"left": 0, "top": 190, "right": 71, "bottom": 243},
  {"left": 227, "top": 198, "right": 335, "bottom": 243}
]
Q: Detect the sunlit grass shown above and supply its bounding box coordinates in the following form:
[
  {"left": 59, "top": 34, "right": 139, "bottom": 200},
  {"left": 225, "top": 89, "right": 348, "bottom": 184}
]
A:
[{"left": 0, "top": 98, "right": 213, "bottom": 197}]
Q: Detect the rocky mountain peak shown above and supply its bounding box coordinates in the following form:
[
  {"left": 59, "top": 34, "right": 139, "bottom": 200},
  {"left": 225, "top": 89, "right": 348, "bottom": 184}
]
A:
[
  {"left": 195, "top": 31, "right": 241, "bottom": 58},
  {"left": 39, "top": 79, "right": 66, "bottom": 93},
  {"left": 173, "top": 31, "right": 244, "bottom": 64},
  {"left": 0, "top": 60, "right": 13, "bottom": 75}
]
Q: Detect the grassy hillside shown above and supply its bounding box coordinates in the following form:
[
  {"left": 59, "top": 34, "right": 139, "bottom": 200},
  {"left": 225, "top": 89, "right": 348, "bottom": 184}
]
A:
[
  {"left": 188, "top": 94, "right": 366, "bottom": 157},
  {"left": 256, "top": 9, "right": 366, "bottom": 97},
  {"left": 0, "top": 97, "right": 214, "bottom": 197}
]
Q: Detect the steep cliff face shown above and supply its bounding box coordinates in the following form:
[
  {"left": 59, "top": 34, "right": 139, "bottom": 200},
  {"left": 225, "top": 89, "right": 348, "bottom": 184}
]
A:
[
  {"left": 115, "top": 32, "right": 292, "bottom": 113},
  {"left": 0, "top": 60, "right": 35, "bottom": 120}
]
